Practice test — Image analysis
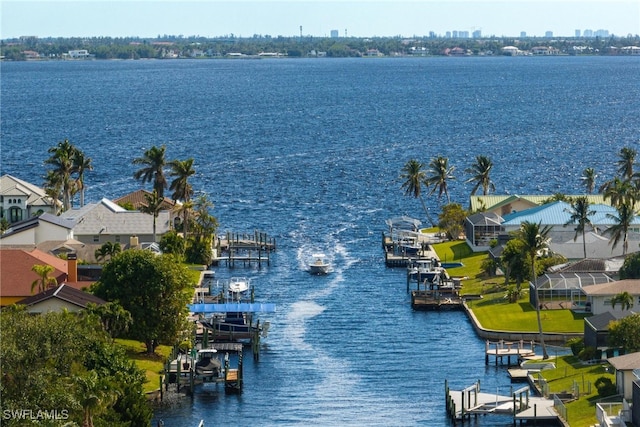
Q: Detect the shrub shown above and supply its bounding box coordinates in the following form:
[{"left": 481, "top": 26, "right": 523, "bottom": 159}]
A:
[
  {"left": 578, "top": 346, "right": 597, "bottom": 361},
  {"left": 594, "top": 376, "right": 617, "bottom": 397},
  {"left": 567, "top": 337, "right": 584, "bottom": 356}
]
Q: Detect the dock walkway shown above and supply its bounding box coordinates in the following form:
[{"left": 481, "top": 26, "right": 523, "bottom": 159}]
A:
[{"left": 445, "top": 380, "right": 562, "bottom": 425}]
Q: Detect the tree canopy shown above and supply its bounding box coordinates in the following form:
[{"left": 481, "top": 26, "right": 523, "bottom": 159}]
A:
[
  {"left": 0, "top": 307, "right": 151, "bottom": 426},
  {"left": 608, "top": 313, "right": 640, "bottom": 352},
  {"left": 91, "top": 250, "right": 193, "bottom": 354}
]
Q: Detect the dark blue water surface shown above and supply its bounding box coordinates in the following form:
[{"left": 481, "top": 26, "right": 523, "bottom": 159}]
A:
[{"left": 2, "top": 57, "right": 639, "bottom": 426}]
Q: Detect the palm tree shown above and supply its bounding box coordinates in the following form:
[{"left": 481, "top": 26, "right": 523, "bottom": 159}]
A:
[
  {"left": 611, "top": 291, "right": 634, "bottom": 311},
  {"left": 564, "top": 196, "right": 596, "bottom": 258},
  {"left": 400, "top": 159, "right": 435, "bottom": 226},
  {"left": 426, "top": 156, "right": 455, "bottom": 204},
  {"left": 606, "top": 203, "right": 635, "bottom": 255},
  {"left": 73, "top": 371, "right": 119, "bottom": 427},
  {"left": 74, "top": 149, "right": 93, "bottom": 207},
  {"left": 31, "top": 264, "right": 57, "bottom": 293},
  {"left": 43, "top": 170, "right": 63, "bottom": 215},
  {"left": 141, "top": 190, "right": 164, "bottom": 242},
  {"left": 94, "top": 242, "right": 121, "bottom": 263},
  {"left": 132, "top": 145, "right": 167, "bottom": 198},
  {"left": 45, "top": 139, "right": 78, "bottom": 212},
  {"left": 168, "top": 158, "right": 195, "bottom": 203},
  {"left": 173, "top": 199, "right": 194, "bottom": 237},
  {"left": 617, "top": 146, "right": 637, "bottom": 181},
  {"left": 581, "top": 167, "right": 597, "bottom": 194},
  {"left": 517, "top": 221, "right": 552, "bottom": 360},
  {"left": 602, "top": 177, "right": 637, "bottom": 209},
  {"left": 465, "top": 155, "right": 496, "bottom": 196}
]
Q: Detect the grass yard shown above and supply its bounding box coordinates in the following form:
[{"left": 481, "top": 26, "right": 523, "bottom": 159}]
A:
[
  {"left": 538, "top": 355, "right": 616, "bottom": 427},
  {"left": 116, "top": 339, "right": 172, "bottom": 393}
]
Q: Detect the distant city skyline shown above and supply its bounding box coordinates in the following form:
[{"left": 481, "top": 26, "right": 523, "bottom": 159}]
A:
[{"left": 1, "top": 1, "right": 639, "bottom": 40}]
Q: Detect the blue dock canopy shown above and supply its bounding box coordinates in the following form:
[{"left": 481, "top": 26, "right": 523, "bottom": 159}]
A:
[{"left": 189, "top": 303, "right": 276, "bottom": 313}]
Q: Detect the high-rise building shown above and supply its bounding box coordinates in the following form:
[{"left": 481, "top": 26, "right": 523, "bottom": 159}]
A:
[
  {"left": 520, "top": 31, "right": 527, "bottom": 38},
  {"left": 330, "top": 30, "right": 339, "bottom": 38},
  {"left": 472, "top": 29, "right": 482, "bottom": 38},
  {"left": 575, "top": 29, "right": 581, "bottom": 37},
  {"left": 545, "top": 31, "right": 553, "bottom": 38}
]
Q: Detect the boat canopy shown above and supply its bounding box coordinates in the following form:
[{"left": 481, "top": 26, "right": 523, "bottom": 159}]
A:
[
  {"left": 189, "top": 303, "right": 276, "bottom": 313},
  {"left": 386, "top": 216, "right": 422, "bottom": 231}
]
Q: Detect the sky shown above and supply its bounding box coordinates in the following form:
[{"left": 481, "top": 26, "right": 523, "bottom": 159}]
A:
[{"left": 1, "top": 0, "right": 639, "bottom": 39}]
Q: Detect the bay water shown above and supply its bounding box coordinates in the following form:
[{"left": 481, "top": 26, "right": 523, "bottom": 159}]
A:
[{"left": 1, "top": 56, "right": 639, "bottom": 426}]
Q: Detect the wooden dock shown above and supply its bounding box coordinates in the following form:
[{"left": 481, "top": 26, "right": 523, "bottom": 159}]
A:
[
  {"left": 215, "top": 231, "right": 276, "bottom": 267},
  {"left": 445, "top": 380, "right": 562, "bottom": 425},
  {"left": 485, "top": 340, "right": 536, "bottom": 366}
]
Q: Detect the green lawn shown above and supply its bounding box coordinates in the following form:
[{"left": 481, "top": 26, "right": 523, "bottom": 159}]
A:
[
  {"left": 430, "top": 240, "right": 609, "bottom": 427},
  {"left": 115, "top": 339, "right": 172, "bottom": 393}
]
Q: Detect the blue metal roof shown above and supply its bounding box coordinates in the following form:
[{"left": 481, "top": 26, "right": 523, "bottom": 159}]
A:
[
  {"left": 502, "top": 201, "right": 640, "bottom": 226},
  {"left": 189, "top": 303, "right": 276, "bottom": 313}
]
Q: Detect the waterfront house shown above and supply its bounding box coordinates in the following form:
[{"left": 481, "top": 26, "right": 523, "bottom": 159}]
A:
[
  {"left": 582, "top": 280, "right": 640, "bottom": 316},
  {"left": 0, "top": 174, "right": 59, "bottom": 224},
  {"left": 0, "top": 248, "right": 68, "bottom": 306},
  {"left": 113, "top": 189, "right": 180, "bottom": 229},
  {"left": 17, "top": 283, "right": 105, "bottom": 314},
  {"left": 0, "top": 212, "right": 75, "bottom": 245},
  {"left": 583, "top": 311, "right": 624, "bottom": 349},
  {"left": 608, "top": 352, "right": 640, "bottom": 400},
  {"left": 60, "top": 197, "right": 171, "bottom": 246}
]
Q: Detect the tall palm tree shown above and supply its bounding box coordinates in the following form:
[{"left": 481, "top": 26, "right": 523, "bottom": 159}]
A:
[
  {"left": 606, "top": 202, "right": 635, "bottom": 255},
  {"left": 517, "top": 221, "right": 552, "bottom": 360},
  {"left": 45, "top": 139, "right": 78, "bottom": 212},
  {"left": 31, "top": 264, "right": 57, "bottom": 293},
  {"left": 94, "top": 242, "right": 121, "bottom": 263},
  {"left": 564, "top": 196, "right": 596, "bottom": 259},
  {"left": 141, "top": 190, "right": 164, "bottom": 242},
  {"left": 132, "top": 145, "right": 167, "bottom": 198},
  {"left": 74, "top": 149, "right": 93, "bottom": 207},
  {"left": 465, "top": 155, "right": 496, "bottom": 196},
  {"left": 617, "top": 146, "right": 637, "bottom": 181},
  {"left": 400, "top": 159, "right": 435, "bottom": 226},
  {"left": 611, "top": 291, "right": 634, "bottom": 311},
  {"left": 168, "top": 158, "right": 195, "bottom": 202},
  {"left": 580, "top": 167, "right": 597, "bottom": 194},
  {"left": 426, "top": 156, "right": 455, "bottom": 204},
  {"left": 43, "top": 170, "right": 63, "bottom": 215},
  {"left": 602, "top": 177, "right": 637, "bottom": 209}
]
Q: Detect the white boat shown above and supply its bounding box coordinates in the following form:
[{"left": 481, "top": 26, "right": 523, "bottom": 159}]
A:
[
  {"left": 308, "top": 253, "right": 331, "bottom": 275},
  {"left": 228, "top": 277, "right": 250, "bottom": 294}
]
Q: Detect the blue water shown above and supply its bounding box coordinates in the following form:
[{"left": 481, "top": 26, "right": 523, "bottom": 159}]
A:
[{"left": 2, "top": 56, "right": 639, "bottom": 426}]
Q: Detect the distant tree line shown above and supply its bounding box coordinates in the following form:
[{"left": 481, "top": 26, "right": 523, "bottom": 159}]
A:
[{"left": 1, "top": 33, "right": 639, "bottom": 60}]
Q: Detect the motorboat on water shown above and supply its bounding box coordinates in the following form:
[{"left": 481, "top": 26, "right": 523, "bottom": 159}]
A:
[
  {"left": 228, "top": 277, "right": 250, "bottom": 295},
  {"left": 308, "top": 253, "right": 331, "bottom": 275}
]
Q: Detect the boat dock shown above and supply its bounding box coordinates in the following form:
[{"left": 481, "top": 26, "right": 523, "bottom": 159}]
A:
[
  {"left": 215, "top": 231, "right": 276, "bottom": 267},
  {"left": 485, "top": 340, "right": 536, "bottom": 366},
  {"left": 163, "top": 342, "right": 244, "bottom": 396},
  {"left": 445, "top": 380, "right": 562, "bottom": 425}
]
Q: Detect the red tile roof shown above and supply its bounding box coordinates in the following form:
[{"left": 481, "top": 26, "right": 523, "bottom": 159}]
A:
[{"left": 0, "top": 248, "right": 68, "bottom": 298}]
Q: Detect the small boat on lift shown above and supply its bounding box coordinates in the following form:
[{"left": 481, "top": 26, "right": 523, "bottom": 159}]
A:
[
  {"left": 308, "top": 253, "right": 331, "bottom": 275},
  {"left": 194, "top": 348, "right": 222, "bottom": 378},
  {"left": 228, "top": 277, "right": 250, "bottom": 295}
]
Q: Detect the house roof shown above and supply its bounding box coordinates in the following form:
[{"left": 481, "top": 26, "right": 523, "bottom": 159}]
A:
[
  {"left": 60, "top": 198, "right": 172, "bottom": 236},
  {"left": 0, "top": 174, "right": 57, "bottom": 207},
  {"left": 17, "top": 283, "right": 105, "bottom": 308},
  {"left": 0, "top": 212, "right": 75, "bottom": 240},
  {"left": 585, "top": 311, "right": 621, "bottom": 331},
  {"left": 608, "top": 351, "right": 640, "bottom": 371},
  {"left": 0, "top": 248, "right": 68, "bottom": 297},
  {"left": 551, "top": 257, "right": 624, "bottom": 274},
  {"left": 501, "top": 201, "right": 635, "bottom": 227},
  {"left": 582, "top": 279, "right": 640, "bottom": 296},
  {"left": 113, "top": 189, "right": 176, "bottom": 211},
  {"left": 470, "top": 194, "right": 611, "bottom": 213}
]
